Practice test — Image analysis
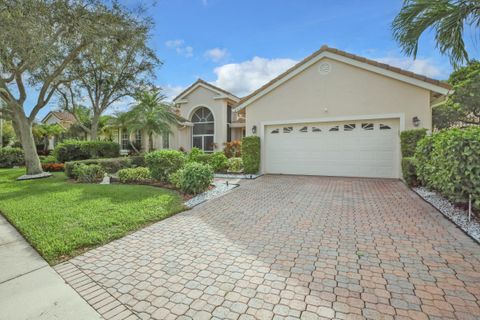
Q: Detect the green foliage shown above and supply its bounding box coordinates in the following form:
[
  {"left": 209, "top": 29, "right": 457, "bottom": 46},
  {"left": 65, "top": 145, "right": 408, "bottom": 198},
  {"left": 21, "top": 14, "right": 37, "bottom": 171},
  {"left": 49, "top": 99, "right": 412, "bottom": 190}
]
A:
[
  {"left": 227, "top": 157, "right": 244, "bottom": 173},
  {"left": 209, "top": 152, "right": 228, "bottom": 172},
  {"left": 145, "top": 150, "right": 186, "bottom": 182},
  {"left": 118, "top": 167, "right": 151, "bottom": 183},
  {"left": 1, "top": 121, "right": 17, "bottom": 146},
  {"left": 400, "top": 129, "right": 428, "bottom": 157},
  {"left": 130, "top": 154, "right": 146, "bottom": 167},
  {"left": 40, "top": 155, "right": 58, "bottom": 164},
  {"left": 54, "top": 140, "right": 120, "bottom": 162},
  {"left": 402, "top": 157, "right": 419, "bottom": 186},
  {"left": 173, "top": 162, "right": 213, "bottom": 195},
  {"left": 0, "top": 168, "right": 184, "bottom": 264},
  {"left": 392, "top": 0, "right": 478, "bottom": 67},
  {"left": 432, "top": 102, "right": 464, "bottom": 130},
  {"left": 241, "top": 136, "right": 260, "bottom": 174},
  {"left": 73, "top": 164, "right": 105, "bottom": 183},
  {"left": 65, "top": 157, "right": 132, "bottom": 178},
  {"left": 0, "top": 147, "right": 24, "bottom": 168},
  {"left": 187, "top": 147, "right": 205, "bottom": 162},
  {"left": 414, "top": 127, "right": 480, "bottom": 209}
]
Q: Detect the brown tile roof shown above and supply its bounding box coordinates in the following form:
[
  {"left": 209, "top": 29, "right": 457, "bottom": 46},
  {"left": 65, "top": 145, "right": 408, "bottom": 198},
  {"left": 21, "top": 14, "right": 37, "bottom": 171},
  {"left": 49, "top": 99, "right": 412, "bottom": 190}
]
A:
[
  {"left": 51, "top": 111, "right": 77, "bottom": 122},
  {"left": 173, "top": 79, "right": 239, "bottom": 102},
  {"left": 236, "top": 45, "right": 451, "bottom": 107}
]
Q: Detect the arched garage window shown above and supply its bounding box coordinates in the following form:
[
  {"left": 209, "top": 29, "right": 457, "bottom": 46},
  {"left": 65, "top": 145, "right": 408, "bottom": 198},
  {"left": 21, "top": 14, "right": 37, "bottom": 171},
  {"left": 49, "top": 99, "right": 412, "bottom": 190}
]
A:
[{"left": 191, "top": 107, "right": 214, "bottom": 152}]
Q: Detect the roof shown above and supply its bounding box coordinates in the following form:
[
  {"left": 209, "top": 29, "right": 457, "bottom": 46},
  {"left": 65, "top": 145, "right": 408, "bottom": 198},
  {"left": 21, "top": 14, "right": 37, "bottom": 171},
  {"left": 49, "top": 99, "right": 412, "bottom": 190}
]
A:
[
  {"left": 41, "top": 111, "right": 77, "bottom": 124},
  {"left": 234, "top": 45, "right": 452, "bottom": 111},
  {"left": 173, "top": 79, "right": 240, "bottom": 102}
]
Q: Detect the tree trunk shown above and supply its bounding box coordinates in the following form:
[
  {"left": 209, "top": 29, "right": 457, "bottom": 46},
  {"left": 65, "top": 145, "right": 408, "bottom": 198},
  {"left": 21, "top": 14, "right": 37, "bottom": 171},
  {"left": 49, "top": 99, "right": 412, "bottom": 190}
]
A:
[
  {"left": 13, "top": 112, "right": 43, "bottom": 175},
  {"left": 149, "top": 132, "right": 153, "bottom": 152},
  {"left": 90, "top": 114, "right": 100, "bottom": 140}
]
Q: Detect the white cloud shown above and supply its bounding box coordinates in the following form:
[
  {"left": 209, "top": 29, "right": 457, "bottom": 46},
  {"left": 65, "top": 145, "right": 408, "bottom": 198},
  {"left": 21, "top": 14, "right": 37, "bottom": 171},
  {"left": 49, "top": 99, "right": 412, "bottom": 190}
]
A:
[
  {"left": 204, "top": 48, "right": 229, "bottom": 62},
  {"left": 212, "top": 57, "right": 297, "bottom": 97},
  {"left": 375, "top": 56, "right": 444, "bottom": 78},
  {"left": 165, "top": 39, "right": 193, "bottom": 58},
  {"left": 162, "top": 85, "right": 185, "bottom": 101}
]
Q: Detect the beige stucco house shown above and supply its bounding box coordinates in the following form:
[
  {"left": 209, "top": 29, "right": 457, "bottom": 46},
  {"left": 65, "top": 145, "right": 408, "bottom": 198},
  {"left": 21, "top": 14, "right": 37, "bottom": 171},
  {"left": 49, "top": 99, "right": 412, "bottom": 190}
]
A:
[{"left": 107, "top": 45, "right": 452, "bottom": 179}]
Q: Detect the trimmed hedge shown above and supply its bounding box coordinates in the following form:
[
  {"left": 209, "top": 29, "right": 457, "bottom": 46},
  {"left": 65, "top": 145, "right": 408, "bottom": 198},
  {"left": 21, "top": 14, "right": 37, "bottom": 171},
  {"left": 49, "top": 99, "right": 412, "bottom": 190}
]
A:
[
  {"left": 0, "top": 147, "right": 24, "bottom": 168},
  {"left": 65, "top": 157, "right": 132, "bottom": 178},
  {"left": 145, "top": 150, "right": 185, "bottom": 182},
  {"left": 171, "top": 162, "right": 213, "bottom": 195},
  {"left": 415, "top": 127, "right": 480, "bottom": 209},
  {"left": 227, "top": 157, "right": 243, "bottom": 173},
  {"left": 242, "top": 136, "right": 260, "bottom": 174},
  {"left": 73, "top": 164, "right": 105, "bottom": 183},
  {"left": 400, "top": 129, "right": 427, "bottom": 157},
  {"left": 118, "top": 167, "right": 151, "bottom": 183},
  {"left": 53, "top": 140, "right": 120, "bottom": 163},
  {"left": 209, "top": 152, "right": 228, "bottom": 172},
  {"left": 401, "top": 157, "right": 418, "bottom": 187}
]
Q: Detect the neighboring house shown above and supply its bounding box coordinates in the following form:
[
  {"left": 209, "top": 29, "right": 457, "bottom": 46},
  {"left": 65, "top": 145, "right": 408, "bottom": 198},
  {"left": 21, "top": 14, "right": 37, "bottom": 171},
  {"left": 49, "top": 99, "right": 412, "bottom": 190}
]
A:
[
  {"left": 172, "top": 45, "right": 451, "bottom": 179},
  {"left": 41, "top": 111, "right": 83, "bottom": 150}
]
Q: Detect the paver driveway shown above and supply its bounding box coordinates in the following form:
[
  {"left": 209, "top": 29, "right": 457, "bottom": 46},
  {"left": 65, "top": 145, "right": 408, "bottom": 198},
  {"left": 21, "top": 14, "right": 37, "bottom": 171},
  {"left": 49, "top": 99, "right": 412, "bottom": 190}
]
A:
[{"left": 55, "top": 176, "right": 480, "bottom": 320}]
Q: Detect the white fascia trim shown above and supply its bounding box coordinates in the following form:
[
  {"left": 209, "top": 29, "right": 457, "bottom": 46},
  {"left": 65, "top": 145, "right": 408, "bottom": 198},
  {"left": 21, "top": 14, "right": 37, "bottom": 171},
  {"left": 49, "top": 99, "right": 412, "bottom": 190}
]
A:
[
  {"left": 234, "top": 51, "right": 450, "bottom": 112},
  {"left": 174, "top": 82, "right": 238, "bottom": 103},
  {"left": 259, "top": 113, "right": 406, "bottom": 131}
]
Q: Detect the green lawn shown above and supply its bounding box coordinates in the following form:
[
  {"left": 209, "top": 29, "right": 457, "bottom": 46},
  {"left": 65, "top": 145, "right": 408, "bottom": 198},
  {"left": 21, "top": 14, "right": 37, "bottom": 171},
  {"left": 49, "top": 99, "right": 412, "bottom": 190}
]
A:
[{"left": 0, "top": 168, "right": 186, "bottom": 264}]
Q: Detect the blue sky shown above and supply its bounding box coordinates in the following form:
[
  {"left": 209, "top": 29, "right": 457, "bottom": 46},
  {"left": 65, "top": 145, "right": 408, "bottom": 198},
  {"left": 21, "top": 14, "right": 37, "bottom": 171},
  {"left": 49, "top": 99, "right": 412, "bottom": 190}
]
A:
[{"left": 32, "top": 0, "right": 479, "bottom": 119}]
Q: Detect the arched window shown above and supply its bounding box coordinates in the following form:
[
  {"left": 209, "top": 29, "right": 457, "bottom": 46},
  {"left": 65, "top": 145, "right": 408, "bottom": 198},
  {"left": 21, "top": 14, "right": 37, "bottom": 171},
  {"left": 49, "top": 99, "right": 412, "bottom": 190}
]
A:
[{"left": 191, "top": 107, "right": 214, "bottom": 152}]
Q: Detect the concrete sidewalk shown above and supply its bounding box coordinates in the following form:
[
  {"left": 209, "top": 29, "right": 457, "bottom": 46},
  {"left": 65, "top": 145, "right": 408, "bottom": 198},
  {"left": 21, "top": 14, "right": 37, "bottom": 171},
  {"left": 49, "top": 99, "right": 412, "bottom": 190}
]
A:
[{"left": 0, "top": 215, "right": 101, "bottom": 320}]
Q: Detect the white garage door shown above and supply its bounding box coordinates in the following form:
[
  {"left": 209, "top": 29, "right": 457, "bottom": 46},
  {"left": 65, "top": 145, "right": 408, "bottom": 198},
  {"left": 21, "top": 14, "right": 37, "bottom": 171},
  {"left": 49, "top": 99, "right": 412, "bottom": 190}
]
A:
[{"left": 264, "top": 119, "right": 399, "bottom": 178}]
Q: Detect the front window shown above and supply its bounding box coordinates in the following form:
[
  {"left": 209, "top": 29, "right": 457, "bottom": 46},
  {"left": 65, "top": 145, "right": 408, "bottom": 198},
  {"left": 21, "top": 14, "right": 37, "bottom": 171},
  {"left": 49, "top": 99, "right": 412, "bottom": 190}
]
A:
[
  {"left": 121, "top": 129, "right": 129, "bottom": 150},
  {"left": 135, "top": 130, "right": 142, "bottom": 148},
  {"left": 191, "top": 107, "right": 214, "bottom": 152}
]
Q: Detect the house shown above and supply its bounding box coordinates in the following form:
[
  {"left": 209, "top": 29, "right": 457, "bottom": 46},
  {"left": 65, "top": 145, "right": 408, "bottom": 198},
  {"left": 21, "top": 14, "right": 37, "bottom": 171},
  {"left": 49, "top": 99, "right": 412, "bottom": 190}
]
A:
[
  {"left": 169, "top": 45, "right": 451, "bottom": 179},
  {"left": 41, "top": 111, "right": 84, "bottom": 149}
]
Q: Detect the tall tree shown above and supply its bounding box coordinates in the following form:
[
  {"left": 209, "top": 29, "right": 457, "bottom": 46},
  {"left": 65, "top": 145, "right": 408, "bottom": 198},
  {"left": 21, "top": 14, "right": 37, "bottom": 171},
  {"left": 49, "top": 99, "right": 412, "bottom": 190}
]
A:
[
  {"left": 0, "top": 0, "right": 151, "bottom": 177},
  {"left": 58, "top": 18, "right": 159, "bottom": 140},
  {"left": 392, "top": 0, "right": 480, "bottom": 67},
  {"left": 129, "top": 90, "right": 178, "bottom": 152}
]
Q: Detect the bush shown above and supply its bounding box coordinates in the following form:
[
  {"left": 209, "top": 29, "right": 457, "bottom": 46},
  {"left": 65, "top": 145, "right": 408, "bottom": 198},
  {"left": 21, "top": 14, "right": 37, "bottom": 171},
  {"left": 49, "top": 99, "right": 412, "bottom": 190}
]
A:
[
  {"left": 400, "top": 129, "right": 427, "bottom": 157},
  {"left": 65, "top": 157, "right": 132, "bottom": 179},
  {"left": 173, "top": 162, "right": 213, "bottom": 195},
  {"left": 209, "top": 152, "right": 228, "bottom": 172},
  {"left": 0, "top": 147, "right": 24, "bottom": 168},
  {"left": 42, "top": 163, "right": 65, "bottom": 172},
  {"left": 242, "top": 136, "right": 260, "bottom": 174},
  {"left": 145, "top": 150, "right": 186, "bottom": 182},
  {"left": 73, "top": 164, "right": 105, "bottom": 183},
  {"left": 130, "top": 154, "right": 146, "bottom": 167},
  {"left": 118, "top": 167, "right": 151, "bottom": 183},
  {"left": 401, "top": 157, "right": 418, "bottom": 186},
  {"left": 187, "top": 147, "right": 204, "bottom": 162},
  {"left": 224, "top": 140, "right": 241, "bottom": 158},
  {"left": 40, "top": 155, "right": 58, "bottom": 164},
  {"left": 227, "top": 157, "right": 244, "bottom": 173},
  {"left": 54, "top": 140, "right": 120, "bottom": 162},
  {"left": 414, "top": 127, "right": 480, "bottom": 209}
]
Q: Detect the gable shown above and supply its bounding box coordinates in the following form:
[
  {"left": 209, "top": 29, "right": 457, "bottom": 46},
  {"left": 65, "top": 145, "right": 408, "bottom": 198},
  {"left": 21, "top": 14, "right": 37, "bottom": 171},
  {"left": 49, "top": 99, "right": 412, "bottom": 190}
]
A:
[
  {"left": 234, "top": 46, "right": 450, "bottom": 112},
  {"left": 173, "top": 79, "right": 239, "bottom": 104}
]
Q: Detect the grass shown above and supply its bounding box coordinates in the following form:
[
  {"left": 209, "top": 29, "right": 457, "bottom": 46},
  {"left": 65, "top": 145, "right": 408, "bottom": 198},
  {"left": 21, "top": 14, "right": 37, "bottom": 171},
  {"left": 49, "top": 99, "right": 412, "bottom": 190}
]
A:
[{"left": 0, "top": 168, "right": 186, "bottom": 264}]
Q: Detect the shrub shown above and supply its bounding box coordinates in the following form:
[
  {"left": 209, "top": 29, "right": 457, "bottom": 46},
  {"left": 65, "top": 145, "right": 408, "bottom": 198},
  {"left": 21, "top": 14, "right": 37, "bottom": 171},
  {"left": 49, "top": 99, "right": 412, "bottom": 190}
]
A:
[
  {"left": 0, "top": 147, "right": 24, "bottom": 168},
  {"left": 65, "top": 157, "right": 132, "bottom": 179},
  {"left": 187, "top": 147, "right": 204, "bottom": 162},
  {"left": 209, "top": 152, "right": 228, "bottom": 172},
  {"left": 54, "top": 140, "right": 120, "bottom": 162},
  {"left": 73, "top": 164, "right": 105, "bottom": 183},
  {"left": 400, "top": 129, "right": 427, "bottom": 157},
  {"left": 401, "top": 157, "right": 418, "bottom": 186},
  {"left": 227, "top": 157, "right": 244, "bottom": 173},
  {"left": 130, "top": 154, "right": 145, "bottom": 167},
  {"left": 41, "top": 163, "right": 65, "bottom": 172},
  {"left": 174, "top": 162, "right": 213, "bottom": 195},
  {"left": 168, "top": 170, "right": 183, "bottom": 189},
  {"left": 414, "top": 127, "right": 480, "bottom": 209},
  {"left": 145, "top": 150, "right": 186, "bottom": 182},
  {"left": 118, "top": 167, "right": 151, "bottom": 183},
  {"left": 242, "top": 136, "right": 260, "bottom": 174},
  {"left": 40, "top": 155, "right": 58, "bottom": 164},
  {"left": 223, "top": 140, "right": 241, "bottom": 158}
]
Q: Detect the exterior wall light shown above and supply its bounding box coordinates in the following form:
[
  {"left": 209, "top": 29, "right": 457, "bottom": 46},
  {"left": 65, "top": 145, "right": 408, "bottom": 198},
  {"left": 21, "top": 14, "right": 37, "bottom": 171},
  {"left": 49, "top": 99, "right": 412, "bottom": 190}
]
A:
[
  {"left": 412, "top": 116, "right": 420, "bottom": 127},
  {"left": 252, "top": 125, "right": 257, "bottom": 134}
]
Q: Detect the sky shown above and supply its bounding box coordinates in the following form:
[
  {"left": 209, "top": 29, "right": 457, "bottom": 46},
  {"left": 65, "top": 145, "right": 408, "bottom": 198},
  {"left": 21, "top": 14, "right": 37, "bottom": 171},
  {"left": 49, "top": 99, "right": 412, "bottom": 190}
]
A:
[{"left": 30, "top": 0, "right": 480, "bottom": 120}]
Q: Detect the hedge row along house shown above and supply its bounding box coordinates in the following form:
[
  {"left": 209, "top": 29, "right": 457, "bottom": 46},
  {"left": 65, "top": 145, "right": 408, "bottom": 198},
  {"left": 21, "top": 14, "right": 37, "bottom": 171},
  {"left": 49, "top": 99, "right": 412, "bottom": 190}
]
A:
[{"left": 42, "top": 45, "right": 451, "bottom": 179}]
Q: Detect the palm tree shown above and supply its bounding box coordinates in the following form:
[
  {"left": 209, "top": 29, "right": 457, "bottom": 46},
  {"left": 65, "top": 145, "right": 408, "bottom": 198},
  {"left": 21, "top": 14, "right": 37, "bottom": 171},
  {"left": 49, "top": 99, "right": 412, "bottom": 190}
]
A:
[
  {"left": 32, "top": 124, "right": 65, "bottom": 153},
  {"left": 392, "top": 0, "right": 480, "bottom": 67},
  {"left": 129, "top": 90, "right": 178, "bottom": 151},
  {"left": 105, "top": 111, "right": 139, "bottom": 153}
]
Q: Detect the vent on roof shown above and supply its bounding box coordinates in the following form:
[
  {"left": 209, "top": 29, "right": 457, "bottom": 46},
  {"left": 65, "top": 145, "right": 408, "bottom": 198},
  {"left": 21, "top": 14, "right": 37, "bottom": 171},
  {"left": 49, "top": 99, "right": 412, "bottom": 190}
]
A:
[{"left": 318, "top": 62, "right": 331, "bottom": 75}]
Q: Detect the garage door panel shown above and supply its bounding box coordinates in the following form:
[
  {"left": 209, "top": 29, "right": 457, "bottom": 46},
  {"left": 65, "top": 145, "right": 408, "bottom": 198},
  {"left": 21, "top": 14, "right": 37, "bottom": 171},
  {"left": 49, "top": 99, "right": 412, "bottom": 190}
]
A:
[{"left": 265, "top": 120, "right": 399, "bottom": 178}]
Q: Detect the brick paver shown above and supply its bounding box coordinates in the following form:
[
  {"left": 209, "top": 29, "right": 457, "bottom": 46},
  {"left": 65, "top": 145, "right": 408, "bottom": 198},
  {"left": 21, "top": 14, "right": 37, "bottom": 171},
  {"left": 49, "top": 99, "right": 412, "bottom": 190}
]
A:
[{"left": 55, "top": 176, "right": 480, "bottom": 319}]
